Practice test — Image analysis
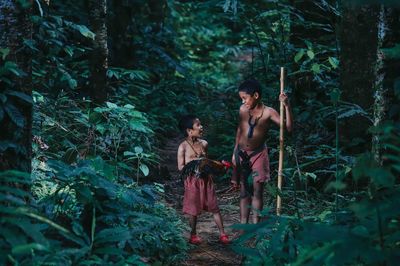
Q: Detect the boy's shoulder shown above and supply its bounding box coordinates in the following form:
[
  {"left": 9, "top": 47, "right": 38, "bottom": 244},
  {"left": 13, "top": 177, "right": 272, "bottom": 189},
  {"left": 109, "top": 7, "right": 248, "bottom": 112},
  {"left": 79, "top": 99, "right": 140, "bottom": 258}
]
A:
[
  {"left": 178, "top": 138, "right": 208, "bottom": 147},
  {"left": 178, "top": 140, "right": 187, "bottom": 149},
  {"left": 198, "top": 138, "right": 208, "bottom": 146}
]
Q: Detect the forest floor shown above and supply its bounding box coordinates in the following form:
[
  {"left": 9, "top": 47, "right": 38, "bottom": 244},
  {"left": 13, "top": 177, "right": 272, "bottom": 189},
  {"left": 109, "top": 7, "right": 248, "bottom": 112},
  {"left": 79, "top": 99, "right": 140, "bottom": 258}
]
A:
[{"left": 159, "top": 135, "right": 243, "bottom": 266}]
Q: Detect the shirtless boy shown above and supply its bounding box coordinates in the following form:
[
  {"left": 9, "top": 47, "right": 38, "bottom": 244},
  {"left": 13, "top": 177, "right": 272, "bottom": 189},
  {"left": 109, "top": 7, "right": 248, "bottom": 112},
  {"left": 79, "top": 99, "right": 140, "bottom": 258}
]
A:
[
  {"left": 177, "top": 115, "right": 229, "bottom": 244},
  {"left": 232, "top": 79, "right": 293, "bottom": 224}
]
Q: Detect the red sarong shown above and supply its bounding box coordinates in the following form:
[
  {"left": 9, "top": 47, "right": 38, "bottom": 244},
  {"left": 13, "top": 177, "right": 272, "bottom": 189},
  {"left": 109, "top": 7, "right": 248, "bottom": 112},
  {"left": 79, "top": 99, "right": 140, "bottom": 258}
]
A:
[
  {"left": 182, "top": 174, "right": 220, "bottom": 216},
  {"left": 231, "top": 146, "right": 271, "bottom": 184}
]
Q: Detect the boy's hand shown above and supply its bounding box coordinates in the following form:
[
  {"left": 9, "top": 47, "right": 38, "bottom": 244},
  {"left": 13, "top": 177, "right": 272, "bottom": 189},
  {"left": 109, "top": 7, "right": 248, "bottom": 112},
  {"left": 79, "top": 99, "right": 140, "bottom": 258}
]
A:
[
  {"left": 279, "top": 93, "right": 290, "bottom": 107},
  {"left": 230, "top": 181, "right": 240, "bottom": 191}
]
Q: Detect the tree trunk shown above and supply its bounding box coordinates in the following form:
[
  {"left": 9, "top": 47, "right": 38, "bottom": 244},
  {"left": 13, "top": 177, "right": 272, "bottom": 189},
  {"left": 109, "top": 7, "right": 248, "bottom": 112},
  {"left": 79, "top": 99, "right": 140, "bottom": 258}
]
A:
[
  {"left": 108, "top": 0, "right": 133, "bottom": 67},
  {"left": 88, "top": 0, "right": 108, "bottom": 104},
  {"left": 372, "top": 5, "right": 387, "bottom": 163},
  {"left": 339, "top": 4, "right": 379, "bottom": 153},
  {"left": 0, "top": 0, "right": 33, "bottom": 172}
]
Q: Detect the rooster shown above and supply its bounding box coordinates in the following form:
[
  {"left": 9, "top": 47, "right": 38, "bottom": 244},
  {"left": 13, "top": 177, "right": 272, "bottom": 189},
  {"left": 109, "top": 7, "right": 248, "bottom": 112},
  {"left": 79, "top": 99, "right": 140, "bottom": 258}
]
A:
[{"left": 179, "top": 158, "right": 232, "bottom": 182}]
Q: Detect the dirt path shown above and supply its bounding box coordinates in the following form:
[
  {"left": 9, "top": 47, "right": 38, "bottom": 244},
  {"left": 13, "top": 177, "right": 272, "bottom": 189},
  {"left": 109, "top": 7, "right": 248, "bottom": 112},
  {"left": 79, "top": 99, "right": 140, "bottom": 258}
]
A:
[{"left": 160, "top": 136, "right": 242, "bottom": 266}]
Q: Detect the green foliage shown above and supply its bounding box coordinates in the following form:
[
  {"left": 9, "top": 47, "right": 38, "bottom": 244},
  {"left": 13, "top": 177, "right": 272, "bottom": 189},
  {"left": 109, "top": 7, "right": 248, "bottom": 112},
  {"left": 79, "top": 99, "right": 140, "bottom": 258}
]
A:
[
  {"left": 31, "top": 13, "right": 93, "bottom": 93},
  {"left": 2, "top": 0, "right": 399, "bottom": 264},
  {"left": 30, "top": 158, "right": 188, "bottom": 264},
  {"left": 382, "top": 43, "right": 400, "bottom": 59},
  {"left": 233, "top": 122, "right": 400, "bottom": 265},
  {"left": 0, "top": 170, "right": 56, "bottom": 265}
]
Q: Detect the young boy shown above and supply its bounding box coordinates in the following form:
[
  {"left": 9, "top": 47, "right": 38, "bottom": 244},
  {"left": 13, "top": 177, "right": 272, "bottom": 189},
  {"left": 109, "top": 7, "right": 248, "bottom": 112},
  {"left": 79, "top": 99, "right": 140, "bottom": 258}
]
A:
[
  {"left": 231, "top": 79, "right": 293, "bottom": 224},
  {"left": 177, "top": 114, "right": 229, "bottom": 245}
]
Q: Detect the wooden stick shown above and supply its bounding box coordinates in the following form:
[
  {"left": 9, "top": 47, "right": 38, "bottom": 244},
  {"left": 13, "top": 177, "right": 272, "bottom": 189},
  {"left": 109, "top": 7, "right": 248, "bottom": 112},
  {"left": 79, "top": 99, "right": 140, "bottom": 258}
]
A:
[{"left": 277, "top": 67, "right": 285, "bottom": 216}]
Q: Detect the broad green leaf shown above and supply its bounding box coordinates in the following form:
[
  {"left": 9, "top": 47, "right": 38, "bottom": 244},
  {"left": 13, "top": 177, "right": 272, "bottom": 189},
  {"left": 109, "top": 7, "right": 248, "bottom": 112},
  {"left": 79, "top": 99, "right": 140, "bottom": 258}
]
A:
[
  {"left": 139, "top": 163, "right": 149, "bottom": 176},
  {"left": 129, "top": 110, "right": 143, "bottom": 118},
  {"left": 304, "top": 172, "right": 317, "bottom": 180},
  {"left": 3, "top": 61, "right": 25, "bottom": 77},
  {"left": 381, "top": 43, "right": 400, "bottom": 59},
  {"left": 95, "top": 227, "right": 132, "bottom": 244},
  {"left": 134, "top": 146, "right": 143, "bottom": 154},
  {"left": 64, "top": 46, "right": 74, "bottom": 57},
  {"left": 123, "top": 151, "right": 136, "bottom": 157},
  {"left": 311, "top": 63, "right": 321, "bottom": 74},
  {"left": 259, "top": 10, "right": 279, "bottom": 17},
  {"left": 76, "top": 25, "right": 95, "bottom": 40},
  {"left": 5, "top": 90, "right": 33, "bottom": 104},
  {"left": 328, "top": 57, "right": 339, "bottom": 69},
  {"left": 307, "top": 50, "right": 315, "bottom": 59},
  {"left": 294, "top": 49, "right": 305, "bottom": 63},
  {"left": 68, "top": 78, "right": 77, "bottom": 89},
  {"left": 129, "top": 121, "right": 148, "bottom": 132},
  {"left": 124, "top": 104, "right": 135, "bottom": 109},
  {"left": 0, "top": 48, "right": 10, "bottom": 60},
  {"left": 4, "top": 102, "right": 25, "bottom": 128},
  {"left": 12, "top": 243, "right": 48, "bottom": 255},
  {"left": 32, "top": 91, "right": 44, "bottom": 103},
  {"left": 174, "top": 70, "right": 185, "bottom": 78},
  {"left": 88, "top": 111, "right": 102, "bottom": 124},
  {"left": 106, "top": 69, "right": 120, "bottom": 79},
  {"left": 106, "top": 102, "right": 118, "bottom": 109}
]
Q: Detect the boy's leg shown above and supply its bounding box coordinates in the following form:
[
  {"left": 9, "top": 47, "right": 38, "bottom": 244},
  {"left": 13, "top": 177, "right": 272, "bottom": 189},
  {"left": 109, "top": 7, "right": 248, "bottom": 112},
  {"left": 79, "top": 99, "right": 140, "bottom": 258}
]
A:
[
  {"left": 214, "top": 211, "right": 230, "bottom": 244},
  {"left": 251, "top": 181, "right": 264, "bottom": 224},
  {"left": 213, "top": 211, "right": 226, "bottom": 235},
  {"left": 189, "top": 215, "right": 197, "bottom": 235},
  {"left": 240, "top": 183, "right": 251, "bottom": 224}
]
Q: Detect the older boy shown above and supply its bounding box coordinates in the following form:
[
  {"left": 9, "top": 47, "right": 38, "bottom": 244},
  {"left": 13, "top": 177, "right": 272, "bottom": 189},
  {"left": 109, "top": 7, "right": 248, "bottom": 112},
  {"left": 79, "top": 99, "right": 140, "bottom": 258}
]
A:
[{"left": 231, "top": 79, "right": 293, "bottom": 224}]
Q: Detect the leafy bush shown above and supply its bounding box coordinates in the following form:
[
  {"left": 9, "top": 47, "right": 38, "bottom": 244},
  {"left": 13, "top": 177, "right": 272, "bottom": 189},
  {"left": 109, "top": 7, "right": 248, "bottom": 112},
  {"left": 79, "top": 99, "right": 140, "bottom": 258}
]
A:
[
  {"left": 31, "top": 157, "right": 188, "bottom": 265},
  {"left": 233, "top": 122, "right": 400, "bottom": 266}
]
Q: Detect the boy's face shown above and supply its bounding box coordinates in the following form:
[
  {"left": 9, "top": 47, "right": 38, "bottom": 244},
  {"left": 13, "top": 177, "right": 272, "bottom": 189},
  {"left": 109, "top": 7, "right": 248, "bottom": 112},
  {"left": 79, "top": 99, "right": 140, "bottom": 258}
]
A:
[
  {"left": 239, "top": 91, "right": 259, "bottom": 110},
  {"left": 187, "top": 118, "right": 204, "bottom": 138}
]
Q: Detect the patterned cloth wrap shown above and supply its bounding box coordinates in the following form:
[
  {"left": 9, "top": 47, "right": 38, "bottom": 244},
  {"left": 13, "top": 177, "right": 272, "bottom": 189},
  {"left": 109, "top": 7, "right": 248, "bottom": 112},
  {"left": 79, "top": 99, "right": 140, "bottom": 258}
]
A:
[
  {"left": 182, "top": 173, "right": 219, "bottom": 216},
  {"left": 232, "top": 145, "right": 270, "bottom": 196}
]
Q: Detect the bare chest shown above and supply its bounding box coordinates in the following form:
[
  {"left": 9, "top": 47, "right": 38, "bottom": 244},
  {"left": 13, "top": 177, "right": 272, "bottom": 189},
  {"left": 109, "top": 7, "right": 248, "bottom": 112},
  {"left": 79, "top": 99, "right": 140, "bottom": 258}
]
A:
[{"left": 185, "top": 142, "right": 206, "bottom": 160}]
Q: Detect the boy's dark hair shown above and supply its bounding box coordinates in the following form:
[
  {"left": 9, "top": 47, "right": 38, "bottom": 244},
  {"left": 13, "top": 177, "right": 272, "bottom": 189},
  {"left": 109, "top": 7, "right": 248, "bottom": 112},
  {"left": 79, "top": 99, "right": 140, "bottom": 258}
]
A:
[
  {"left": 238, "top": 79, "right": 262, "bottom": 97},
  {"left": 178, "top": 114, "right": 197, "bottom": 137}
]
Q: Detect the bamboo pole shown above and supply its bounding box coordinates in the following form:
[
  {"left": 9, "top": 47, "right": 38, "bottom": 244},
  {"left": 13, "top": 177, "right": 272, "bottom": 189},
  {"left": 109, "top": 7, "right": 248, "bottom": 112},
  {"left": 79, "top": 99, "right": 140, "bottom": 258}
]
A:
[{"left": 277, "top": 67, "right": 285, "bottom": 216}]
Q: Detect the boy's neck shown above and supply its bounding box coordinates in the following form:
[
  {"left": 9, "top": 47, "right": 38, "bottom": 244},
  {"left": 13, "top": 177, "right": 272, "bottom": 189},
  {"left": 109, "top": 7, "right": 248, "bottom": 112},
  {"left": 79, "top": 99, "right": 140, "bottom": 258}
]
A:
[
  {"left": 250, "top": 101, "right": 263, "bottom": 110},
  {"left": 187, "top": 136, "right": 198, "bottom": 143}
]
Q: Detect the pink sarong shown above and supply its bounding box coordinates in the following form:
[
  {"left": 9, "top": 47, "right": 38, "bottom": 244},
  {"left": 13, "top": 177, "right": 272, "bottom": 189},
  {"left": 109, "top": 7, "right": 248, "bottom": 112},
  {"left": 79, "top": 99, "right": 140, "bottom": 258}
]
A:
[
  {"left": 231, "top": 146, "right": 270, "bottom": 184},
  {"left": 182, "top": 174, "right": 219, "bottom": 216}
]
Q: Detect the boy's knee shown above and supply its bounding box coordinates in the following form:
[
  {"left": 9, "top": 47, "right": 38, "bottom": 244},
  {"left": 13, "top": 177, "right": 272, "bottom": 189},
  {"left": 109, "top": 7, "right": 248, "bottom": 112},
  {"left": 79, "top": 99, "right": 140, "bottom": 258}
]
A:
[
  {"left": 240, "top": 189, "right": 251, "bottom": 199},
  {"left": 253, "top": 185, "right": 263, "bottom": 199}
]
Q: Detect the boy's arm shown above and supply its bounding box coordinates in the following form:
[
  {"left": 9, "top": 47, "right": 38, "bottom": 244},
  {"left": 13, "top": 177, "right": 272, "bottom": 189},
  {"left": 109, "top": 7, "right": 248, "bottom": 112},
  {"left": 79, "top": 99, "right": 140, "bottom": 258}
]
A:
[
  {"left": 270, "top": 94, "right": 294, "bottom": 132},
  {"left": 232, "top": 117, "right": 242, "bottom": 165},
  {"left": 281, "top": 93, "right": 293, "bottom": 132},
  {"left": 177, "top": 143, "right": 186, "bottom": 171}
]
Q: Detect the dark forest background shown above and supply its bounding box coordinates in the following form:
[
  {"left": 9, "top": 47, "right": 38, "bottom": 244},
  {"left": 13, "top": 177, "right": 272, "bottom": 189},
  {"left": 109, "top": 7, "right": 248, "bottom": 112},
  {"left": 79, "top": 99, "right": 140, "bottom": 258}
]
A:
[{"left": 1, "top": 0, "right": 399, "bottom": 265}]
